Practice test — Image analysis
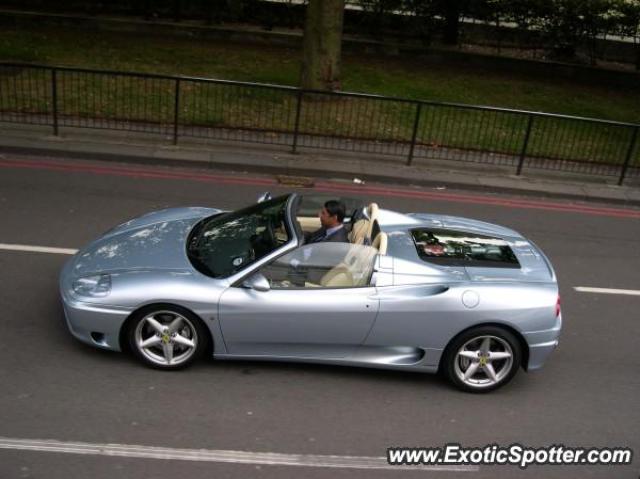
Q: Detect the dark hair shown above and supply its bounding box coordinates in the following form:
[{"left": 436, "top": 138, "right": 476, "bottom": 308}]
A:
[{"left": 324, "top": 200, "right": 346, "bottom": 223}]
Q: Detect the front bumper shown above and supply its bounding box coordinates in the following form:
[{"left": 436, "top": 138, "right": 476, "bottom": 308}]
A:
[
  {"left": 61, "top": 294, "right": 130, "bottom": 352},
  {"left": 60, "top": 258, "right": 131, "bottom": 352}
]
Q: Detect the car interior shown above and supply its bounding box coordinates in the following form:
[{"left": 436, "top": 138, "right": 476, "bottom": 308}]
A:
[
  {"left": 308, "top": 242, "right": 379, "bottom": 288},
  {"left": 290, "top": 199, "right": 389, "bottom": 288},
  {"left": 295, "top": 200, "right": 388, "bottom": 255},
  {"left": 254, "top": 195, "right": 390, "bottom": 289}
]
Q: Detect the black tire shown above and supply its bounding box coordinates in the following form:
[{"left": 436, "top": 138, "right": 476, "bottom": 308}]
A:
[
  {"left": 442, "top": 326, "right": 522, "bottom": 393},
  {"left": 126, "top": 304, "right": 210, "bottom": 370}
]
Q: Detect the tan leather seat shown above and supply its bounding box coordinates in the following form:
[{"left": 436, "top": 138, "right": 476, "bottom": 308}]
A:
[
  {"left": 320, "top": 244, "right": 379, "bottom": 288},
  {"left": 297, "top": 216, "right": 321, "bottom": 233},
  {"left": 348, "top": 203, "right": 379, "bottom": 245},
  {"left": 366, "top": 203, "right": 379, "bottom": 237},
  {"left": 320, "top": 264, "right": 353, "bottom": 287},
  {"left": 348, "top": 219, "right": 370, "bottom": 245},
  {"left": 371, "top": 232, "right": 388, "bottom": 255}
]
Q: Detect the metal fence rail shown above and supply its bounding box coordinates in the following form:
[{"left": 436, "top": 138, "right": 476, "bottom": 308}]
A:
[{"left": 1, "top": 62, "right": 638, "bottom": 185}]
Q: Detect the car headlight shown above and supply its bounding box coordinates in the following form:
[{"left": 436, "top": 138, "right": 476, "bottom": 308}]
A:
[{"left": 72, "top": 274, "right": 112, "bottom": 297}]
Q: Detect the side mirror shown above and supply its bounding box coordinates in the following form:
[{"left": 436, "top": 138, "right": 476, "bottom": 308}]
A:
[
  {"left": 243, "top": 273, "right": 271, "bottom": 292},
  {"left": 257, "top": 192, "right": 272, "bottom": 203}
]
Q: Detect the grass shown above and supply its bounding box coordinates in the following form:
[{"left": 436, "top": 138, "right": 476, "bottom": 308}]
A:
[
  {"left": 1, "top": 26, "right": 639, "bottom": 167},
  {"left": 343, "top": 58, "right": 640, "bottom": 124}
]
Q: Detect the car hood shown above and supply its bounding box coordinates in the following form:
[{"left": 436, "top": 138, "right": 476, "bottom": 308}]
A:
[{"left": 69, "top": 207, "right": 222, "bottom": 278}]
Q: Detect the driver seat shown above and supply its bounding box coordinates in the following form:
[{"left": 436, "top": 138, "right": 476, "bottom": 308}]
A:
[{"left": 348, "top": 203, "right": 379, "bottom": 245}]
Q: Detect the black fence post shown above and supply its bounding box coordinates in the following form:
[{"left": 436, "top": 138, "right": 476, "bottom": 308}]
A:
[
  {"left": 618, "top": 125, "right": 639, "bottom": 186},
  {"left": 516, "top": 114, "right": 534, "bottom": 176},
  {"left": 173, "top": 78, "right": 180, "bottom": 145},
  {"left": 51, "top": 68, "right": 59, "bottom": 136},
  {"left": 291, "top": 89, "right": 303, "bottom": 154},
  {"left": 407, "top": 102, "right": 422, "bottom": 166}
]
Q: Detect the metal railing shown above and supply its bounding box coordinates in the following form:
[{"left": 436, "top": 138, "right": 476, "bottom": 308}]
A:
[{"left": 1, "top": 62, "right": 638, "bottom": 185}]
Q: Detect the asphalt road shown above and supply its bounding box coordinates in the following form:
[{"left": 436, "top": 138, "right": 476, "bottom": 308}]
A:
[{"left": 0, "top": 153, "right": 639, "bottom": 479}]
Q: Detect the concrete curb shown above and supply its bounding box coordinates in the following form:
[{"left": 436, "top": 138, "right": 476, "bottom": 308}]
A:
[{"left": 1, "top": 128, "right": 639, "bottom": 208}]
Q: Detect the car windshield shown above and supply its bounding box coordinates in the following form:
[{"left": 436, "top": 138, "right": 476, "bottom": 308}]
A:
[{"left": 187, "top": 195, "right": 292, "bottom": 278}]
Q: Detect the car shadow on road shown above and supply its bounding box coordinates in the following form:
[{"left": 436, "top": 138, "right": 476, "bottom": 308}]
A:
[{"left": 204, "top": 356, "right": 453, "bottom": 391}]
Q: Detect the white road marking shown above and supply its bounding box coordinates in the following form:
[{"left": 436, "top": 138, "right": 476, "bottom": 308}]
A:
[
  {"left": 0, "top": 437, "right": 478, "bottom": 472},
  {"left": 0, "top": 243, "right": 78, "bottom": 255},
  {"left": 574, "top": 287, "right": 640, "bottom": 296}
]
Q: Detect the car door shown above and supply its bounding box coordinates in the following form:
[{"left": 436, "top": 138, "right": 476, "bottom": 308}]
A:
[{"left": 218, "top": 242, "right": 380, "bottom": 358}]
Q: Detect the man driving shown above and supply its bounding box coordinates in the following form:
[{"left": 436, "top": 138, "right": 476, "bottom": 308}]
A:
[{"left": 305, "top": 200, "right": 349, "bottom": 244}]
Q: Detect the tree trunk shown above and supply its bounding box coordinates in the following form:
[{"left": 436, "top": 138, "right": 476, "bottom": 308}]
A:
[
  {"left": 300, "top": 0, "right": 345, "bottom": 91},
  {"left": 173, "top": 0, "right": 182, "bottom": 22},
  {"left": 442, "top": 0, "right": 460, "bottom": 45}
]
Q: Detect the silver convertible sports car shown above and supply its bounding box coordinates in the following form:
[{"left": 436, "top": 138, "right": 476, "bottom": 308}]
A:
[{"left": 60, "top": 193, "right": 561, "bottom": 392}]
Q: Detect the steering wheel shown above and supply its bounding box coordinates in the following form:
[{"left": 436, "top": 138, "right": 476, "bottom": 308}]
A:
[{"left": 262, "top": 220, "right": 276, "bottom": 247}]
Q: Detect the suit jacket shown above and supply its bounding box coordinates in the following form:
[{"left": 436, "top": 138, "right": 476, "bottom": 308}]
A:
[{"left": 305, "top": 225, "right": 349, "bottom": 244}]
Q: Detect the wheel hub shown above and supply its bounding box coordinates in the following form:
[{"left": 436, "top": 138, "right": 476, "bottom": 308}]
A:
[
  {"left": 453, "top": 335, "right": 514, "bottom": 389},
  {"left": 134, "top": 311, "right": 198, "bottom": 367}
]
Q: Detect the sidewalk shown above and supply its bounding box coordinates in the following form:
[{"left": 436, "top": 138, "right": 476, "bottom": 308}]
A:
[{"left": 1, "top": 122, "right": 639, "bottom": 206}]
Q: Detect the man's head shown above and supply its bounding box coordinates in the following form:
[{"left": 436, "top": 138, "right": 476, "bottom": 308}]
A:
[{"left": 319, "top": 200, "right": 346, "bottom": 228}]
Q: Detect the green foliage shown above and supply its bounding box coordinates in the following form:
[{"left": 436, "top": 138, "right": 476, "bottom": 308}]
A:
[
  {"left": 358, "top": 0, "right": 640, "bottom": 63},
  {"left": 1, "top": 23, "right": 638, "bottom": 167}
]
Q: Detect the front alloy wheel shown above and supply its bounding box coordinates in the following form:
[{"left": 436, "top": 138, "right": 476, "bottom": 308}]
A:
[
  {"left": 443, "top": 326, "right": 522, "bottom": 393},
  {"left": 128, "top": 306, "right": 209, "bottom": 369}
]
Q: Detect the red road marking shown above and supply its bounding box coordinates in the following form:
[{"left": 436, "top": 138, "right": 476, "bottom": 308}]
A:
[
  {"left": 1, "top": 158, "right": 639, "bottom": 219},
  {"left": 0, "top": 158, "right": 277, "bottom": 187}
]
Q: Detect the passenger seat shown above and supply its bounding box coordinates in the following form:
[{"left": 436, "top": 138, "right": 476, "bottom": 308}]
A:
[{"left": 371, "top": 232, "right": 388, "bottom": 255}]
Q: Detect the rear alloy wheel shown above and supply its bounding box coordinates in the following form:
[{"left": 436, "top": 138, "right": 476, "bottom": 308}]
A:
[
  {"left": 128, "top": 307, "right": 209, "bottom": 369},
  {"left": 443, "top": 326, "right": 522, "bottom": 393}
]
